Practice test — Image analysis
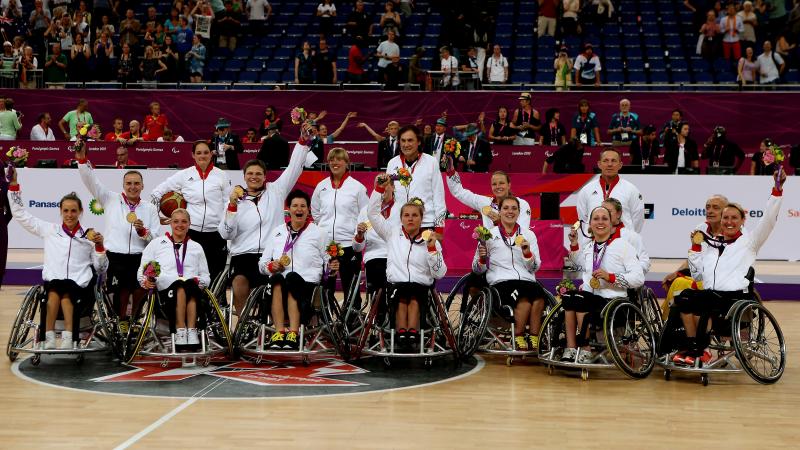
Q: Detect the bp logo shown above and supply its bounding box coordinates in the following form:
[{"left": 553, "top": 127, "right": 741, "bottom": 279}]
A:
[{"left": 13, "top": 354, "right": 482, "bottom": 399}]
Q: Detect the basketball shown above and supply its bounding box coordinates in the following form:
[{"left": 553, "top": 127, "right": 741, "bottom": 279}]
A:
[{"left": 159, "top": 191, "right": 187, "bottom": 217}]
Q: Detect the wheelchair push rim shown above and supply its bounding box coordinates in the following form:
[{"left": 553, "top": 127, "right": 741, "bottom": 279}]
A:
[
  {"left": 732, "top": 302, "right": 786, "bottom": 384},
  {"left": 603, "top": 299, "right": 657, "bottom": 379}
]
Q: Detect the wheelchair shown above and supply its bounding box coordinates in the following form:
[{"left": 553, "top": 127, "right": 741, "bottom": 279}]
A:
[
  {"left": 6, "top": 279, "right": 122, "bottom": 365},
  {"left": 233, "top": 279, "right": 341, "bottom": 366},
  {"left": 657, "top": 294, "right": 785, "bottom": 386},
  {"left": 125, "top": 287, "right": 233, "bottom": 367}
]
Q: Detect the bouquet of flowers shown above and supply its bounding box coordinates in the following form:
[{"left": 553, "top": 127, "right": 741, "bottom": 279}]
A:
[
  {"left": 326, "top": 241, "right": 345, "bottom": 258},
  {"left": 555, "top": 278, "right": 576, "bottom": 298},
  {"left": 443, "top": 138, "right": 461, "bottom": 159},
  {"left": 5, "top": 146, "right": 28, "bottom": 168},
  {"left": 290, "top": 107, "right": 307, "bottom": 125},
  {"left": 763, "top": 144, "right": 786, "bottom": 189},
  {"left": 472, "top": 225, "right": 493, "bottom": 242},
  {"left": 87, "top": 124, "right": 101, "bottom": 140},
  {"left": 378, "top": 167, "right": 413, "bottom": 187},
  {"left": 78, "top": 123, "right": 90, "bottom": 137},
  {"left": 142, "top": 260, "right": 161, "bottom": 281}
]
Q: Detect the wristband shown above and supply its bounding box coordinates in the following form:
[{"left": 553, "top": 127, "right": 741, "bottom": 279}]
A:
[
  {"left": 570, "top": 244, "right": 579, "bottom": 252},
  {"left": 691, "top": 243, "right": 702, "bottom": 252},
  {"left": 267, "top": 261, "right": 276, "bottom": 273},
  {"left": 227, "top": 202, "right": 238, "bottom": 212},
  {"left": 434, "top": 226, "right": 444, "bottom": 236},
  {"left": 94, "top": 244, "right": 105, "bottom": 252},
  {"left": 136, "top": 227, "right": 148, "bottom": 237},
  {"left": 8, "top": 184, "right": 19, "bottom": 191},
  {"left": 522, "top": 248, "right": 533, "bottom": 259},
  {"left": 608, "top": 273, "right": 616, "bottom": 284},
  {"left": 375, "top": 184, "right": 386, "bottom": 194},
  {"left": 77, "top": 157, "right": 88, "bottom": 164},
  {"left": 772, "top": 187, "right": 783, "bottom": 197},
  {"left": 478, "top": 256, "right": 486, "bottom": 265},
  {"left": 354, "top": 234, "right": 365, "bottom": 243},
  {"left": 427, "top": 243, "right": 437, "bottom": 253}
]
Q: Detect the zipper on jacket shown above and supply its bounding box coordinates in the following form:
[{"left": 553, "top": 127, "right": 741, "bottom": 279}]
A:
[
  {"left": 510, "top": 244, "right": 522, "bottom": 280},
  {"left": 200, "top": 178, "right": 207, "bottom": 232},
  {"left": 406, "top": 241, "right": 413, "bottom": 282},
  {"left": 66, "top": 237, "right": 72, "bottom": 279},
  {"left": 256, "top": 203, "right": 263, "bottom": 253},
  {"left": 331, "top": 187, "right": 338, "bottom": 242}
]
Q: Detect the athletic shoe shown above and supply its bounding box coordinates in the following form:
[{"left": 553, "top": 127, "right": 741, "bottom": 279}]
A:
[
  {"left": 396, "top": 328, "right": 407, "bottom": 352},
  {"left": 407, "top": 329, "right": 419, "bottom": 352},
  {"left": 269, "top": 331, "right": 285, "bottom": 349},
  {"left": 514, "top": 336, "right": 529, "bottom": 350},
  {"left": 118, "top": 320, "right": 129, "bottom": 335},
  {"left": 561, "top": 347, "right": 577, "bottom": 361},
  {"left": 187, "top": 328, "right": 200, "bottom": 345},
  {"left": 44, "top": 331, "right": 56, "bottom": 350},
  {"left": 672, "top": 352, "right": 688, "bottom": 364},
  {"left": 284, "top": 331, "right": 299, "bottom": 350},
  {"left": 699, "top": 350, "right": 712, "bottom": 364},
  {"left": 175, "top": 328, "right": 188, "bottom": 345},
  {"left": 528, "top": 335, "right": 539, "bottom": 350},
  {"left": 60, "top": 331, "right": 73, "bottom": 350},
  {"left": 577, "top": 350, "right": 594, "bottom": 364},
  {"left": 683, "top": 354, "right": 696, "bottom": 365}
]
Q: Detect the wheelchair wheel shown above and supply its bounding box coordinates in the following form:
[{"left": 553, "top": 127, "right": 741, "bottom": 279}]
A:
[
  {"left": 537, "top": 303, "right": 566, "bottom": 360},
  {"left": 203, "top": 289, "right": 233, "bottom": 357},
  {"left": 7, "top": 286, "right": 40, "bottom": 361},
  {"left": 125, "top": 292, "right": 155, "bottom": 363},
  {"left": 603, "top": 299, "right": 656, "bottom": 379},
  {"left": 732, "top": 302, "right": 786, "bottom": 384},
  {"left": 94, "top": 288, "right": 125, "bottom": 360},
  {"left": 320, "top": 285, "right": 351, "bottom": 360},
  {"left": 431, "top": 290, "right": 460, "bottom": 361},
  {"left": 353, "top": 288, "right": 384, "bottom": 359},
  {"left": 456, "top": 287, "right": 491, "bottom": 359},
  {"left": 639, "top": 286, "right": 664, "bottom": 335},
  {"left": 209, "top": 266, "right": 231, "bottom": 308},
  {"left": 233, "top": 285, "right": 266, "bottom": 355}
]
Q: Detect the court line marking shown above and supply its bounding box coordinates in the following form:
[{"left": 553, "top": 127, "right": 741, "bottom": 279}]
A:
[{"left": 11, "top": 356, "right": 485, "bottom": 401}]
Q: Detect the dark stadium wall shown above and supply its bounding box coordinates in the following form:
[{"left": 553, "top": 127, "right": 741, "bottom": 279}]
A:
[{"left": 2, "top": 89, "right": 797, "bottom": 149}]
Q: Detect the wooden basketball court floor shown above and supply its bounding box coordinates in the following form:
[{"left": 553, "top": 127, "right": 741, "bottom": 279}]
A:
[{"left": 1, "top": 257, "right": 798, "bottom": 449}]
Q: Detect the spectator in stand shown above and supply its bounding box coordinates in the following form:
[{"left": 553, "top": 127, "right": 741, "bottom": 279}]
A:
[
  {"left": 570, "top": 98, "right": 602, "bottom": 146},
  {"left": 96, "top": 15, "right": 115, "bottom": 39},
  {"left": 398, "top": 0, "right": 413, "bottom": 17},
  {"left": 424, "top": 117, "right": 451, "bottom": 162},
  {"left": 157, "top": 128, "right": 185, "bottom": 142},
  {"left": 140, "top": 45, "right": 168, "bottom": 81},
  {"left": 660, "top": 109, "right": 683, "bottom": 146},
  {"left": 143, "top": 102, "right": 169, "bottom": 141},
  {"left": 119, "top": 9, "right": 141, "bottom": 48},
  {"left": 539, "top": 108, "right": 567, "bottom": 147},
  {"left": 258, "top": 105, "right": 282, "bottom": 137},
  {"left": 0, "top": 98, "right": 20, "bottom": 140},
  {"left": 538, "top": 0, "right": 558, "bottom": 37},
  {"left": 242, "top": 128, "right": 259, "bottom": 143},
  {"left": 459, "top": 125, "right": 492, "bottom": 173},
  {"left": 384, "top": 55, "right": 404, "bottom": 89},
  {"left": 608, "top": 98, "right": 641, "bottom": 146},
  {"left": 31, "top": 113, "right": 55, "bottom": 141},
  {"left": 59, "top": 98, "right": 93, "bottom": 140},
  {"left": 510, "top": 93, "right": 541, "bottom": 145},
  {"left": 295, "top": 40, "right": 315, "bottom": 84},
  {"left": 376, "top": 30, "right": 400, "bottom": 82},
  {"left": 120, "top": 120, "right": 144, "bottom": 146},
  {"left": 554, "top": 45, "right": 573, "bottom": 91},
  {"left": 561, "top": 0, "right": 582, "bottom": 36},
  {"left": 754, "top": 1, "right": 770, "bottom": 43},
  {"left": 542, "top": 137, "right": 585, "bottom": 174},
  {"left": 318, "top": 111, "right": 356, "bottom": 144},
  {"left": 92, "top": 0, "right": 113, "bottom": 29},
  {"left": 359, "top": 120, "right": 400, "bottom": 168},
  {"left": 347, "top": 36, "right": 368, "bottom": 83},
  {"left": 460, "top": 47, "right": 481, "bottom": 90},
  {"left": 210, "top": 117, "right": 243, "bottom": 170},
  {"left": 775, "top": 33, "right": 796, "bottom": 72},
  {"left": 314, "top": 38, "right": 337, "bottom": 84},
  {"left": 486, "top": 44, "right": 509, "bottom": 84},
  {"left": 769, "top": 0, "right": 788, "bottom": 37},
  {"left": 408, "top": 46, "right": 426, "bottom": 85},
  {"left": 217, "top": 1, "right": 241, "bottom": 51},
  {"left": 346, "top": 1, "right": 372, "bottom": 39},
  {"left": 574, "top": 43, "right": 601, "bottom": 88},
  {"left": 165, "top": 8, "right": 180, "bottom": 35},
  {"left": 93, "top": 31, "right": 114, "bottom": 82},
  {"left": 186, "top": 35, "right": 206, "bottom": 83},
  {"left": 629, "top": 125, "right": 660, "bottom": 167},
  {"left": 719, "top": 3, "right": 744, "bottom": 66},
  {"left": 257, "top": 123, "right": 290, "bottom": 169},
  {"left": 751, "top": 138, "right": 779, "bottom": 175},
  {"left": 757, "top": 40, "right": 784, "bottom": 85},
  {"left": 738, "top": 45, "right": 758, "bottom": 89},
  {"left": 703, "top": 126, "right": 745, "bottom": 172},
  {"left": 380, "top": 1, "right": 402, "bottom": 38},
  {"left": 29, "top": 1, "right": 51, "bottom": 57},
  {"left": 173, "top": 16, "right": 194, "bottom": 78},
  {"left": 738, "top": 1, "right": 758, "bottom": 52},
  {"left": 69, "top": 33, "right": 91, "bottom": 82},
  {"left": 117, "top": 43, "right": 137, "bottom": 83},
  {"left": 488, "top": 106, "right": 516, "bottom": 144},
  {"left": 700, "top": 10, "right": 721, "bottom": 62},
  {"left": 440, "top": 46, "right": 459, "bottom": 89},
  {"left": 16, "top": 46, "right": 38, "bottom": 89},
  {"left": 666, "top": 121, "right": 700, "bottom": 173},
  {"left": 114, "top": 146, "right": 140, "bottom": 169},
  {"left": 316, "top": 0, "right": 336, "bottom": 38},
  {"left": 246, "top": 0, "right": 272, "bottom": 36},
  {"left": 161, "top": 35, "right": 181, "bottom": 83},
  {"left": 105, "top": 118, "right": 125, "bottom": 143},
  {"left": 43, "top": 42, "right": 68, "bottom": 87}
]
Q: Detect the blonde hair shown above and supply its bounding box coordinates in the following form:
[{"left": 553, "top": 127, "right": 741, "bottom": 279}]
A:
[
  {"left": 327, "top": 147, "right": 350, "bottom": 164},
  {"left": 401, "top": 197, "right": 425, "bottom": 216},
  {"left": 171, "top": 208, "right": 191, "bottom": 222},
  {"left": 724, "top": 203, "right": 746, "bottom": 219}
]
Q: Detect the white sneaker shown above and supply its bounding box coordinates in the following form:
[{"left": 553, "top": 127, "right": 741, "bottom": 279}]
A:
[
  {"left": 60, "top": 331, "right": 73, "bottom": 350},
  {"left": 187, "top": 328, "right": 199, "bottom": 345},
  {"left": 577, "top": 350, "right": 594, "bottom": 364},
  {"left": 561, "top": 348, "right": 577, "bottom": 361},
  {"left": 44, "top": 331, "right": 57, "bottom": 350},
  {"left": 175, "top": 328, "right": 188, "bottom": 345}
]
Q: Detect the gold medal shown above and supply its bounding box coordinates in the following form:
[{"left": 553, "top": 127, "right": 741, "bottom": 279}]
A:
[
  {"left": 363, "top": 221, "right": 372, "bottom": 231},
  {"left": 691, "top": 230, "right": 705, "bottom": 245},
  {"left": 514, "top": 235, "right": 526, "bottom": 246},
  {"left": 126, "top": 212, "right": 137, "bottom": 223},
  {"left": 279, "top": 254, "right": 291, "bottom": 266},
  {"left": 572, "top": 221, "right": 581, "bottom": 231},
  {"left": 177, "top": 276, "right": 186, "bottom": 282},
  {"left": 421, "top": 230, "right": 432, "bottom": 241},
  {"left": 85, "top": 229, "right": 97, "bottom": 241},
  {"left": 589, "top": 277, "right": 601, "bottom": 289},
  {"left": 481, "top": 205, "right": 493, "bottom": 216},
  {"left": 233, "top": 185, "right": 245, "bottom": 198}
]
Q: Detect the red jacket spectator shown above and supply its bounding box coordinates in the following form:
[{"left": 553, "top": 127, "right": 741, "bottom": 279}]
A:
[{"left": 143, "top": 112, "right": 169, "bottom": 141}]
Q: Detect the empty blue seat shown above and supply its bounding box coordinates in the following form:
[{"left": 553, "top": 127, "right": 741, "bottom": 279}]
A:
[
  {"left": 627, "top": 71, "right": 646, "bottom": 83},
  {"left": 238, "top": 72, "right": 260, "bottom": 83},
  {"left": 246, "top": 60, "right": 264, "bottom": 71},
  {"left": 225, "top": 60, "right": 245, "bottom": 71}
]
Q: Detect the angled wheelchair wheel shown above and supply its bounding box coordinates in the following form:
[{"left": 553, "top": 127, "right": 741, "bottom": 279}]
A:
[
  {"left": 125, "top": 292, "right": 155, "bottom": 364},
  {"left": 445, "top": 274, "right": 473, "bottom": 312},
  {"left": 7, "top": 286, "right": 40, "bottom": 362},
  {"left": 94, "top": 287, "right": 125, "bottom": 360},
  {"left": 431, "top": 290, "right": 460, "bottom": 361},
  {"left": 209, "top": 266, "right": 231, "bottom": 308},
  {"left": 603, "top": 299, "right": 656, "bottom": 379},
  {"left": 537, "top": 302, "right": 566, "bottom": 360},
  {"left": 353, "top": 288, "right": 384, "bottom": 359},
  {"left": 320, "top": 285, "right": 351, "bottom": 360},
  {"left": 732, "top": 302, "right": 786, "bottom": 384},
  {"left": 233, "top": 285, "right": 266, "bottom": 355},
  {"left": 639, "top": 286, "right": 664, "bottom": 336},
  {"left": 456, "top": 287, "right": 491, "bottom": 359},
  {"left": 204, "top": 289, "right": 233, "bottom": 357}
]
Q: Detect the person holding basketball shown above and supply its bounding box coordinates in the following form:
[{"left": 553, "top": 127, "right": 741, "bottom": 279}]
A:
[
  {"left": 75, "top": 141, "right": 160, "bottom": 331},
  {"left": 137, "top": 208, "right": 210, "bottom": 347},
  {"left": 151, "top": 140, "right": 233, "bottom": 283}
]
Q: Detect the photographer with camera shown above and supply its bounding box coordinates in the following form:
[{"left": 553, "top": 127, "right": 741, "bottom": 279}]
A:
[
  {"left": 660, "top": 109, "right": 683, "bottom": 147},
  {"left": 703, "top": 125, "right": 745, "bottom": 173}
]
